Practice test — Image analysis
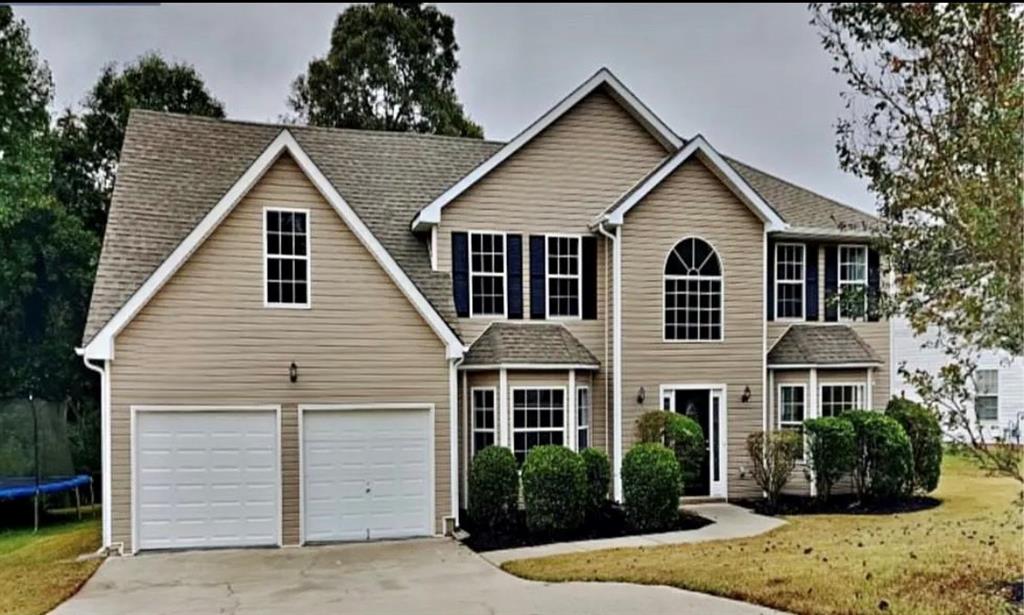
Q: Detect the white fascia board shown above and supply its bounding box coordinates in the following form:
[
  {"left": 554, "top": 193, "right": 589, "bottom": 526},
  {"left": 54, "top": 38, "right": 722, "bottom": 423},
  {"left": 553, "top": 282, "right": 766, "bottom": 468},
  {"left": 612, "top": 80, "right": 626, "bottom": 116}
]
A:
[
  {"left": 603, "top": 136, "right": 788, "bottom": 232},
  {"left": 84, "top": 129, "right": 465, "bottom": 360},
  {"left": 768, "top": 362, "right": 881, "bottom": 369},
  {"left": 411, "top": 68, "right": 682, "bottom": 232}
]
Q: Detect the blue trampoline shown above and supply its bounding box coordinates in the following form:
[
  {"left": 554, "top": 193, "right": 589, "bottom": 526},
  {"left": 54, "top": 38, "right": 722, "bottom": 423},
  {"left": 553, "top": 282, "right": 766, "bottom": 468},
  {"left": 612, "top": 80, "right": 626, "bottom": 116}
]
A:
[{"left": 0, "top": 475, "right": 92, "bottom": 501}]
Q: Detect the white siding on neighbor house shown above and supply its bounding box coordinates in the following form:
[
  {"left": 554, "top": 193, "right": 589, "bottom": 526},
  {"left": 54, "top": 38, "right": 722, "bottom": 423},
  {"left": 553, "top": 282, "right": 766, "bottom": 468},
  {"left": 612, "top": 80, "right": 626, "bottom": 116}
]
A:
[{"left": 893, "top": 317, "right": 1024, "bottom": 442}]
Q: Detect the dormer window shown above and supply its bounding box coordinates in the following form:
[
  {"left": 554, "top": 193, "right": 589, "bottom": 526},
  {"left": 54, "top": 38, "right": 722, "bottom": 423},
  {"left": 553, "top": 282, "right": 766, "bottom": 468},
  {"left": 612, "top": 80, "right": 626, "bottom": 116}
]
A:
[{"left": 265, "top": 208, "right": 310, "bottom": 308}]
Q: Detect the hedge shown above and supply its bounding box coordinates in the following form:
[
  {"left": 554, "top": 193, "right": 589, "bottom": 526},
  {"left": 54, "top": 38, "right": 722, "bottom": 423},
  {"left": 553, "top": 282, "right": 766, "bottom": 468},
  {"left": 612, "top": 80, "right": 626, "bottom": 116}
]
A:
[
  {"left": 521, "top": 445, "right": 586, "bottom": 534},
  {"left": 467, "top": 446, "right": 519, "bottom": 531},
  {"left": 885, "top": 397, "right": 943, "bottom": 493},
  {"left": 621, "top": 443, "right": 681, "bottom": 531}
]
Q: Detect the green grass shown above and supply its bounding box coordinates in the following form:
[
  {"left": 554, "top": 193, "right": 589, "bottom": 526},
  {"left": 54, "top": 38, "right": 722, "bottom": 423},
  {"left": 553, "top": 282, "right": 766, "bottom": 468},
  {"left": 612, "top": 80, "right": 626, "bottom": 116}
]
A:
[
  {"left": 0, "top": 518, "right": 101, "bottom": 615},
  {"left": 504, "top": 454, "right": 1023, "bottom": 615}
]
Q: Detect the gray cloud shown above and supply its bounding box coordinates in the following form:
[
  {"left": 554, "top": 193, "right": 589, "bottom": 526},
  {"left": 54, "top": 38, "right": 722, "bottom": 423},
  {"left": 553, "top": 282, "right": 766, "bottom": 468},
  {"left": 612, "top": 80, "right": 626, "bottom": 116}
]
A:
[{"left": 18, "top": 2, "right": 874, "bottom": 212}]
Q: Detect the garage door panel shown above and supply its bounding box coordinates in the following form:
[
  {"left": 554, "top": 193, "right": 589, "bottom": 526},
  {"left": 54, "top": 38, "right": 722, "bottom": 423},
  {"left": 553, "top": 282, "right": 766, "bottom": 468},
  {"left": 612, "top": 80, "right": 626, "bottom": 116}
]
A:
[
  {"left": 135, "top": 410, "right": 280, "bottom": 551},
  {"left": 302, "top": 409, "right": 432, "bottom": 543}
]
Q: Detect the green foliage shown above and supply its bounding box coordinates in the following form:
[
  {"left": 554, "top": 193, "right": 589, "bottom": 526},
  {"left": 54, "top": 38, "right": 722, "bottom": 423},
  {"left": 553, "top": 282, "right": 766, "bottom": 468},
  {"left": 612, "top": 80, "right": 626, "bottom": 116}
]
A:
[
  {"left": 746, "top": 430, "right": 801, "bottom": 509},
  {"left": 803, "top": 417, "right": 856, "bottom": 502},
  {"left": 521, "top": 446, "right": 586, "bottom": 534},
  {"left": 812, "top": 4, "right": 1023, "bottom": 356},
  {"left": 289, "top": 3, "right": 482, "bottom": 137},
  {"left": 845, "top": 411, "right": 914, "bottom": 500},
  {"left": 467, "top": 446, "right": 518, "bottom": 531},
  {"left": 635, "top": 411, "right": 705, "bottom": 489},
  {"left": 621, "top": 443, "right": 681, "bottom": 531},
  {"left": 579, "top": 447, "right": 610, "bottom": 516},
  {"left": 885, "top": 397, "right": 943, "bottom": 493}
]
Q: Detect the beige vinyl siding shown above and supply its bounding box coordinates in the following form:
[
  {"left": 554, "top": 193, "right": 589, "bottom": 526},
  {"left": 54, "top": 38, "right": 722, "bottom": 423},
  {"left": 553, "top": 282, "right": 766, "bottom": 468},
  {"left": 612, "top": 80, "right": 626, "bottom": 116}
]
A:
[
  {"left": 109, "top": 155, "right": 451, "bottom": 550},
  {"left": 620, "top": 157, "right": 766, "bottom": 499},
  {"left": 438, "top": 89, "right": 667, "bottom": 465}
]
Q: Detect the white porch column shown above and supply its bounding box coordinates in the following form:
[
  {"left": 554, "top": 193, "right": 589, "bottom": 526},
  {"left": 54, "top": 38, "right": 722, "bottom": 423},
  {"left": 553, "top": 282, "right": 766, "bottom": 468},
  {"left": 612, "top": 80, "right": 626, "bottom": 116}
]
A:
[
  {"left": 498, "top": 368, "right": 510, "bottom": 448},
  {"left": 865, "top": 367, "right": 874, "bottom": 409},
  {"left": 807, "top": 367, "right": 818, "bottom": 498},
  {"left": 567, "top": 370, "right": 577, "bottom": 450},
  {"left": 461, "top": 370, "right": 469, "bottom": 507}
]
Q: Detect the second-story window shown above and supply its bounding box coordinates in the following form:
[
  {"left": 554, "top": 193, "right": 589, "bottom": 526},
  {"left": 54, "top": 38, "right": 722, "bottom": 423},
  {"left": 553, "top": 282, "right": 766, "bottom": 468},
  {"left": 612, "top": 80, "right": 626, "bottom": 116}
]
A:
[
  {"left": 470, "top": 232, "right": 506, "bottom": 317},
  {"left": 547, "top": 235, "right": 581, "bottom": 318},
  {"left": 775, "top": 243, "right": 805, "bottom": 320},
  {"left": 838, "top": 245, "right": 868, "bottom": 320},
  {"left": 664, "top": 237, "right": 723, "bottom": 341},
  {"left": 265, "top": 208, "right": 310, "bottom": 307}
]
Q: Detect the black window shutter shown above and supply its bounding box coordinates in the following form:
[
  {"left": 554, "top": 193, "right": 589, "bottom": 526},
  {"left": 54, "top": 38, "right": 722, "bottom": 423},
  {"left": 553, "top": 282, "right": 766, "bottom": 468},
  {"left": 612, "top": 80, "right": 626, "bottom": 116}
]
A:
[
  {"left": 867, "top": 247, "right": 881, "bottom": 322},
  {"left": 805, "top": 243, "right": 819, "bottom": 321},
  {"left": 451, "top": 232, "right": 469, "bottom": 317},
  {"left": 766, "top": 239, "right": 775, "bottom": 321},
  {"left": 581, "top": 236, "right": 598, "bottom": 320},
  {"left": 824, "top": 245, "right": 838, "bottom": 322},
  {"left": 507, "top": 235, "right": 523, "bottom": 319},
  {"left": 530, "top": 235, "right": 546, "bottom": 319}
]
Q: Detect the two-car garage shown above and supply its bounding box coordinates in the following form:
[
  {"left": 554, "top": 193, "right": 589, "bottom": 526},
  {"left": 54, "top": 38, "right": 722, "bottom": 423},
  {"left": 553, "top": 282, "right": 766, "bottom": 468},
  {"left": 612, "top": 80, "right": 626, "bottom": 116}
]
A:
[{"left": 133, "top": 405, "right": 434, "bottom": 552}]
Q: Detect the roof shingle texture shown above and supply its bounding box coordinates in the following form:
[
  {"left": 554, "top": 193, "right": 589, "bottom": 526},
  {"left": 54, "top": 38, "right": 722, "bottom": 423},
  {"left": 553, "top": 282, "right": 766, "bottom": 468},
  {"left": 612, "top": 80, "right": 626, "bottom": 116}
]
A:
[
  {"left": 767, "top": 324, "right": 883, "bottom": 366},
  {"left": 462, "top": 323, "right": 599, "bottom": 367}
]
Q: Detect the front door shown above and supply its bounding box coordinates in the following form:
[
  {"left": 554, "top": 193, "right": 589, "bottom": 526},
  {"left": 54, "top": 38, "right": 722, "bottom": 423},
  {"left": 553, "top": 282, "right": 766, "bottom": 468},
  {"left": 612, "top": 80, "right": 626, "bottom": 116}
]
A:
[{"left": 662, "top": 387, "right": 726, "bottom": 498}]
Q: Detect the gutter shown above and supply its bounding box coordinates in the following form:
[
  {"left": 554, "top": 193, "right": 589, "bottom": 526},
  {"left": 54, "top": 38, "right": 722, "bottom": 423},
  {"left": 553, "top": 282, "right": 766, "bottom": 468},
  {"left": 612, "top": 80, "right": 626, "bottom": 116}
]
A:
[
  {"left": 78, "top": 348, "right": 114, "bottom": 552},
  {"left": 595, "top": 221, "right": 623, "bottom": 501},
  {"left": 447, "top": 356, "right": 464, "bottom": 533}
]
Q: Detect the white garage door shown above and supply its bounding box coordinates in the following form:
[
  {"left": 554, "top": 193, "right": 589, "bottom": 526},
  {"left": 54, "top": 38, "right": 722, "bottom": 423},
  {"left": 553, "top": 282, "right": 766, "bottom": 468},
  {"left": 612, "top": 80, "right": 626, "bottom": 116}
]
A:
[
  {"left": 135, "top": 409, "right": 280, "bottom": 551},
  {"left": 302, "top": 408, "right": 432, "bottom": 542}
]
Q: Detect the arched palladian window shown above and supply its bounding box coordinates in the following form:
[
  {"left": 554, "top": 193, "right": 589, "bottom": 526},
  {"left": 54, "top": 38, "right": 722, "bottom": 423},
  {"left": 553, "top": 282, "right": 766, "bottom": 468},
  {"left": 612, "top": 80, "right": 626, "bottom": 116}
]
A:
[{"left": 664, "top": 237, "right": 723, "bottom": 341}]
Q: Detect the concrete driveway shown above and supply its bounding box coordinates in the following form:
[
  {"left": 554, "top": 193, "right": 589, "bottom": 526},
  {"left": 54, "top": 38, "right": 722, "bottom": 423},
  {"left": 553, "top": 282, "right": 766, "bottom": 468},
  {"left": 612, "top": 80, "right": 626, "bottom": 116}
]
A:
[{"left": 53, "top": 538, "right": 784, "bottom": 615}]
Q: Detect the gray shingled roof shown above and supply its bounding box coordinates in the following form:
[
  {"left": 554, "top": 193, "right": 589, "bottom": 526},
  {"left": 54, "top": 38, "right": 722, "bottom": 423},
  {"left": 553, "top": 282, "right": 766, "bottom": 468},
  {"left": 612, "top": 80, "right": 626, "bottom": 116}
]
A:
[
  {"left": 85, "top": 110, "right": 879, "bottom": 347},
  {"left": 83, "top": 110, "right": 502, "bottom": 343},
  {"left": 768, "top": 324, "right": 883, "bottom": 366},
  {"left": 462, "top": 323, "right": 599, "bottom": 367}
]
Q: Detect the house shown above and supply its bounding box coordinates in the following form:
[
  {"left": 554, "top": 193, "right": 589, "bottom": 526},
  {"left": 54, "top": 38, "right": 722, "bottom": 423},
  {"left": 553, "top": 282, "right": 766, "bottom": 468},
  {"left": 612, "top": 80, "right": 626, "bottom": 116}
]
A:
[
  {"left": 893, "top": 318, "right": 1024, "bottom": 443},
  {"left": 78, "top": 68, "right": 890, "bottom": 554}
]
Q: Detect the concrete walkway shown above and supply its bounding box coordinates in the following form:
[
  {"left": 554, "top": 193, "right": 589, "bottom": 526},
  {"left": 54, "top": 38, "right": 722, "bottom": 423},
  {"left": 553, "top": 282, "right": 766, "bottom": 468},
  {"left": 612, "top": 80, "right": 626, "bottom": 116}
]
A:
[
  {"left": 53, "top": 537, "right": 786, "bottom": 615},
  {"left": 481, "top": 503, "right": 786, "bottom": 565}
]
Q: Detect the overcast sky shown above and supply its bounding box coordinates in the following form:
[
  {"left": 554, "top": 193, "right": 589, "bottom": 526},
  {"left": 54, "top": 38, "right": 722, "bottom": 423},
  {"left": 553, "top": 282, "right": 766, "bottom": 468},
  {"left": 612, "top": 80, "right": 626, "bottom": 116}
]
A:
[{"left": 18, "top": 3, "right": 875, "bottom": 212}]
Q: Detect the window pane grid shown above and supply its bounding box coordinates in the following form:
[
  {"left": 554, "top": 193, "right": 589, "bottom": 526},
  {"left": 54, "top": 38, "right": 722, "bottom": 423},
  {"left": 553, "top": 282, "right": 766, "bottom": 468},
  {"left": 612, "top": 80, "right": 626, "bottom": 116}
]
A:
[
  {"left": 838, "top": 246, "right": 868, "bottom": 319},
  {"left": 265, "top": 210, "right": 309, "bottom": 306},
  {"left": 776, "top": 244, "right": 804, "bottom": 319},
  {"left": 976, "top": 370, "right": 999, "bottom": 421},
  {"left": 472, "top": 389, "right": 497, "bottom": 456},
  {"left": 512, "top": 388, "right": 565, "bottom": 464},
  {"left": 547, "top": 236, "right": 580, "bottom": 317},
  {"left": 779, "top": 385, "right": 805, "bottom": 458},
  {"left": 576, "top": 387, "right": 590, "bottom": 450},
  {"left": 664, "top": 239, "right": 723, "bottom": 341},
  {"left": 820, "top": 385, "right": 864, "bottom": 417},
  {"left": 469, "top": 233, "right": 505, "bottom": 316}
]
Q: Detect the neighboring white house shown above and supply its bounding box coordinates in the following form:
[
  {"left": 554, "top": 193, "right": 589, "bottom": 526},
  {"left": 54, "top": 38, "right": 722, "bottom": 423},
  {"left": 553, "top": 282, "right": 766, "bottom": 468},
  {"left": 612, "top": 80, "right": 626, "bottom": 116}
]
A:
[{"left": 893, "top": 317, "right": 1024, "bottom": 443}]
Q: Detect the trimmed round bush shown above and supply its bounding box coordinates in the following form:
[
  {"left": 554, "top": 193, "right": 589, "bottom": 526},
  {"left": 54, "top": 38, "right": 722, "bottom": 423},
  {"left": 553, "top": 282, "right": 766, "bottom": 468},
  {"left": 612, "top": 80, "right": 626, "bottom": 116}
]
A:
[
  {"left": 804, "top": 416, "right": 856, "bottom": 502},
  {"left": 665, "top": 413, "right": 704, "bottom": 489},
  {"left": 635, "top": 411, "right": 670, "bottom": 444},
  {"left": 621, "top": 443, "right": 681, "bottom": 531},
  {"left": 579, "top": 448, "right": 611, "bottom": 515},
  {"left": 468, "top": 446, "right": 519, "bottom": 531},
  {"left": 521, "top": 445, "right": 586, "bottom": 534},
  {"left": 845, "top": 411, "right": 914, "bottom": 500},
  {"left": 885, "top": 397, "right": 943, "bottom": 493}
]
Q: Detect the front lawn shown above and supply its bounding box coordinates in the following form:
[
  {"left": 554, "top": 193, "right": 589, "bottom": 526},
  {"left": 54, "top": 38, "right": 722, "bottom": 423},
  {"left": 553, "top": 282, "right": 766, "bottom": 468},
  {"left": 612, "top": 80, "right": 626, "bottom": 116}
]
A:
[
  {"left": 0, "top": 518, "right": 101, "bottom": 615},
  {"left": 503, "top": 454, "right": 1022, "bottom": 615}
]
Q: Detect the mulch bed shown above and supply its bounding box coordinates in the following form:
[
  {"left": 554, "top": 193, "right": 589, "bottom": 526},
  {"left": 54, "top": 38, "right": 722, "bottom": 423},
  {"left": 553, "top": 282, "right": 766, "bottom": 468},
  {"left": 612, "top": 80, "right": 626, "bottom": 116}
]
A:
[
  {"left": 458, "top": 506, "right": 713, "bottom": 552},
  {"left": 733, "top": 494, "right": 941, "bottom": 516}
]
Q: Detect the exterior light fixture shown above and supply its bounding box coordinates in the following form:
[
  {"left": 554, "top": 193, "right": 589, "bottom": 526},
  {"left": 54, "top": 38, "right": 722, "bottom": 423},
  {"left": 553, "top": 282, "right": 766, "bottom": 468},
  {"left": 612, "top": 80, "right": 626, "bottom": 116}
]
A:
[
  {"left": 289, "top": 362, "right": 298, "bottom": 383},
  {"left": 637, "top": 386, "right": 646, "bottom": 404},
  {"left": 742, "top": 385, "right": 751, "bottom": 403}
]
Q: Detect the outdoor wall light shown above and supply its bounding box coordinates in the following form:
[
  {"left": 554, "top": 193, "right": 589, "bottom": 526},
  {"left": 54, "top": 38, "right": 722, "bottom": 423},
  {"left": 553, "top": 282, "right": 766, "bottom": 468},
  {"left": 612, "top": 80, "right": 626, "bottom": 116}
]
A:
[
  {"left": 742, "top": 385, "right": 751, "bottom": 403},
  {"left": 289, "top": 362, "right": 298, "bottom": 383},
  {"left": 637, "top": 386, "right": 646, "bottom": 404}
]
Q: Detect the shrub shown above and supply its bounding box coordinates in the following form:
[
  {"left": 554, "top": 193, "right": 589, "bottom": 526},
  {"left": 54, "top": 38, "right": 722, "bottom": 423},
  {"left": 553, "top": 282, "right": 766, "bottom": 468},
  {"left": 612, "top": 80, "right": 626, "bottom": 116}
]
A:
[
  {"left": 521, "top": 445, "right": 586, "bottom": 534},
  {"left": 885, "top": 397, "right": 943, "bottom": 493},
  {"left": 621, "top": 443, "right": 681, "bottom": 531},
  {"left": 845, "top": 410, "right": 914, "bottom": 501},
  {"left": 467, "top": 446, "right": 519, "bottom": 531},
  {"left": 746, "top": 430, "right": 802, "bottom": 509},
  {"left": 804, "top": 417, "right": 856, "bottom": 502},
  {"left": 635, "top": 411, "right": 705, "bottom": 490},
  {"left": 579, "top": 448, "right": 611, "bottom": 516}
]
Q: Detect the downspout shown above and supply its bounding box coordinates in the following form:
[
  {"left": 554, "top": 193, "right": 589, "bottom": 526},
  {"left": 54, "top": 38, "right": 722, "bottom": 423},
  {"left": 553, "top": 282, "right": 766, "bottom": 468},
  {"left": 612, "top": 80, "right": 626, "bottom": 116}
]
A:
[
  {"left": 596, "top": 221, "right": 623, "bottom": 501},
  {"left": 81, "top": 354, "right": 115, "bottom": 553},
  {"left": 447, "top": 355, "right": 464, "bottom": 534}
]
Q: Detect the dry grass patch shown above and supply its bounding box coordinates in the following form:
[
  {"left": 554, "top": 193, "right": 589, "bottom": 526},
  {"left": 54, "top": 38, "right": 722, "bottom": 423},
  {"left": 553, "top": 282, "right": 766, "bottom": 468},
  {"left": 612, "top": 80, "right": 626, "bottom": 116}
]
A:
[
  {"left": 0, "top": 518, "right": 101, "bottom": 615},
  {"left": 503, "top": 454, "right": 1022, "bottom": 615}
]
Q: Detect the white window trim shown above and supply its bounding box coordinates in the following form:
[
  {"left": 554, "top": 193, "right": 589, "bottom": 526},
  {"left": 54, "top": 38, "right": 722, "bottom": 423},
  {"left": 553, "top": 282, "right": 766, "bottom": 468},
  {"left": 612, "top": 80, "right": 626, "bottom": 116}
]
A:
[
  {"left": 544, "top": 233, "right": 584, "bottom": 320},
  {"left": 775, "top": 242, "right": 805, "bottom": 321},
  {"left": 837, "top": 244, "right": 868, "bottom": 321},
  {"left": 470, "top": 387, "right": 498, "bottom": 455},
  {"left": 263, "top": 207, "right": 312, "bottom": 309},
  {"left": 818, "top": 382, "right": 867, "bottom": 417},
  {"left": 662, "top": 236, "right": 725, "bottom": 343},
  {"left": 576, "top": 385, "right": 591, "bottom": 449},
  {"left": 974, "top": 369, "right": 1000, "bottom": 423},
  {"left": 777, "top": 383, "right": 807, "bottom": 461},
  {"left": 468, "top": 230, "right": 508, "bottom": 319},
  {"left": 510, "top": 386, "right": 568, "bottom": 461}
]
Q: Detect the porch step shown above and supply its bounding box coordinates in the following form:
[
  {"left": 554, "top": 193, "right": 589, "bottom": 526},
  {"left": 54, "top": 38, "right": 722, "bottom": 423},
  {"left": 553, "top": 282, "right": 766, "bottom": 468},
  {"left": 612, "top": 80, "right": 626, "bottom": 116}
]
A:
[{"left": 680, "top": 496, "right": 727, "bottom": 505}]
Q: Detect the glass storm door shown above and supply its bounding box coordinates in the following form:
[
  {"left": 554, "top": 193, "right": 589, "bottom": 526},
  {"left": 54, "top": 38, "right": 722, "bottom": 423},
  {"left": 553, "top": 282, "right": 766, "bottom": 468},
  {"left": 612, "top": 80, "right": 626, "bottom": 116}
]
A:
[{"left": 661, "top": 387, "right": 726, "bottom": 498}]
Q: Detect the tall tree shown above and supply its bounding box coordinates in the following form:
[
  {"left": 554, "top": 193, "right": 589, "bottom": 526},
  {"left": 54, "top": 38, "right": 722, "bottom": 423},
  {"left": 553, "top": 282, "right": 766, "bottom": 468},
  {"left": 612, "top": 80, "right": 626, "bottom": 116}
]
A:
[
  {"left": 289, "top": 3, "right": 482, "bottom": 137},
  {"left": 53, "top": 52, "right": 226, "bottom": 236},
  {"left": 812, "top": 4, "right": 1024, "bottom": 481}
]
